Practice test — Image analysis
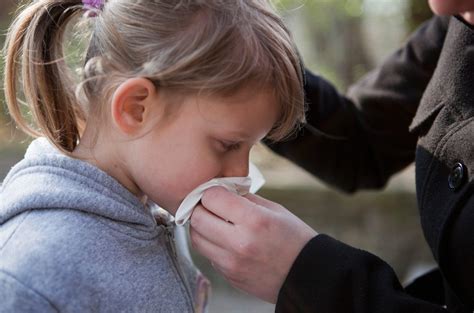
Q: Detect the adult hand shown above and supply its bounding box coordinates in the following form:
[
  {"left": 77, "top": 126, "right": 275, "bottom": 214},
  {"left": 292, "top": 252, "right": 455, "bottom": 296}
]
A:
[{"left": 189, "top": 186, "right": 318, "bottom": 303}]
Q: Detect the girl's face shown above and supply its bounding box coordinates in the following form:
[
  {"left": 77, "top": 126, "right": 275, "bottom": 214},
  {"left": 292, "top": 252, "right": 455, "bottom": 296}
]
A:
[
  {"left": 428, "top": 0, "right": 474, "bottom": 15},
  {"left": 128, "top": 88, "right": 279, "bottom": 213}
]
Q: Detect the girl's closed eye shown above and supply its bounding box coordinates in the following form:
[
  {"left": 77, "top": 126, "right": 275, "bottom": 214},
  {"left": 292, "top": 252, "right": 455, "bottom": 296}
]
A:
[{"left": 217, "top": 139, "right": 242, "bottom": 152}]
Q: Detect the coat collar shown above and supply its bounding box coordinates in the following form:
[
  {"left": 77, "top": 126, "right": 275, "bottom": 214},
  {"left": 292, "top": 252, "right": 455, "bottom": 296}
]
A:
[{"left": 410, "top": 16, "right": 474, "bottom": 134}]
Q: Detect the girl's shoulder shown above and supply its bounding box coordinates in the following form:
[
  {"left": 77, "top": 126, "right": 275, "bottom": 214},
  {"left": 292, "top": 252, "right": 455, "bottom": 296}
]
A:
[{"left": 0, "top": 207, "right": 201, "bottom": 312}]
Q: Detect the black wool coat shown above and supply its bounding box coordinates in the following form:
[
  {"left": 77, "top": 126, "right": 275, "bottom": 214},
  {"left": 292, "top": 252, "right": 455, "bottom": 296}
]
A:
[{"left": 270, "top": 15, "right": 474, "bottom": 313}]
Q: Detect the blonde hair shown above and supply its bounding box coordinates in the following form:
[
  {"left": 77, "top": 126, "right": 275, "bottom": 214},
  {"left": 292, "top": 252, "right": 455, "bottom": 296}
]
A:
[{"left": 4, "top": 0, "right": 305, "bottom": 153}]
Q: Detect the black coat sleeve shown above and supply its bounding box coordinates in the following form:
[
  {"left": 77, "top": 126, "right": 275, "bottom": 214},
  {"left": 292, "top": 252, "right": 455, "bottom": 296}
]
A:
[
  {"left": 276, "top": 235, "right": 447, "bottom": 313},
  {"left": 268, "top": 16, "right": 450, "bottom": 193},
  {"left": 274, "top": 16, "right": 454, "bottom": 313}
]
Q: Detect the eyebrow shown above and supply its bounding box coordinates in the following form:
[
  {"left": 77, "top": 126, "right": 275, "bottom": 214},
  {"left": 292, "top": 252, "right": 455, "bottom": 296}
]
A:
[
  {"left": 224, "top": 129, "right": 270, "bottom": 145},
  {"left": 224, "top": 130, "right": 253, "bottom": 141}
]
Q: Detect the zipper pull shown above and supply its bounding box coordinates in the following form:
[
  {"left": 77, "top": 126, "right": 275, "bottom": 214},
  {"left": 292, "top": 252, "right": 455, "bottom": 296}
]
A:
[{"left": 166, "top": 225, "right": 178, "bottom": 258}]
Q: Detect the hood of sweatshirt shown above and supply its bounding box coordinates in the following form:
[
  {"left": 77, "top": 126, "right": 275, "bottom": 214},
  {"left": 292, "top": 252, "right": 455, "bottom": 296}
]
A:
[{"left": 0, "top": 138, "right": 157, "bottom": 238}]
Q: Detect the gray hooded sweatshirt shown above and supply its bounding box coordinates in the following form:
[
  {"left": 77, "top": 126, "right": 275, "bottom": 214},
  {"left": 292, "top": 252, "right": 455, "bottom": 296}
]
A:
[{"left": 0, "top": 138, "right": 210, "bottom": 313}]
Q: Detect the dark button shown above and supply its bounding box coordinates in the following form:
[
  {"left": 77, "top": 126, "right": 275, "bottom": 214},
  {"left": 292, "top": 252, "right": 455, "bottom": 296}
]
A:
[{"left": 448, "top": 162, "right": 466, "bottom": 190}]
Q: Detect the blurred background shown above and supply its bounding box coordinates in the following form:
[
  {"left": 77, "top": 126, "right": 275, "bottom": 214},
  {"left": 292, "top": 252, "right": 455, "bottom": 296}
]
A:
[{"left": 0, "top": 1, "right": 436, "bottom": 312}]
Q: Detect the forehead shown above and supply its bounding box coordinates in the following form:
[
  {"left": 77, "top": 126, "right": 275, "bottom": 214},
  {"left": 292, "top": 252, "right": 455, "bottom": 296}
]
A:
[{"left": 188, "top": 88, "right": 280, "bottom": 140}]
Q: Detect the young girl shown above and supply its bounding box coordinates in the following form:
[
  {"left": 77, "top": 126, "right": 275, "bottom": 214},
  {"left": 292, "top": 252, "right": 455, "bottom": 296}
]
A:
[{"left": 0, "top": 0, "right": 304, "bottom": 312}]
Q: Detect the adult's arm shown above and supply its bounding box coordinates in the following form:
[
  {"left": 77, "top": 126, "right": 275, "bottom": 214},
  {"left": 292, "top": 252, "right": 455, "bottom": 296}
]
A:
[
  {"left": 190, "top": 188, "right": 447, "bottom": 312},
  {"left": 277, "top": 234, "right": 446, "bottom": 312},
  {"left": 190, "top": 15, "right": 452, "bottom": 313},
  {"left": 268, "top": 15, "right": 450, "bottom": 192}
]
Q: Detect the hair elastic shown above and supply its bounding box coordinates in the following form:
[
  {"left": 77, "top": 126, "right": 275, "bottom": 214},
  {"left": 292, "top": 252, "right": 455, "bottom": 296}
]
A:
[{"left": 82, "top": 0, "right": 104, "bottom": 11}]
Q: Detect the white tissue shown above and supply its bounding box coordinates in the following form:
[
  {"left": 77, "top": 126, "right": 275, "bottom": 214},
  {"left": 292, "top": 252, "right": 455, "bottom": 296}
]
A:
[{"left": 174, "top": 163, "right": 265, "bottom": 225}]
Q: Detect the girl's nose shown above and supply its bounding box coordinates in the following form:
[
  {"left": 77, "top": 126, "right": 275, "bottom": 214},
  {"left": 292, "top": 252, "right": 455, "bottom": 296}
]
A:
[{"left": 222, "top": 155, "right": 250, "bottom": 178}]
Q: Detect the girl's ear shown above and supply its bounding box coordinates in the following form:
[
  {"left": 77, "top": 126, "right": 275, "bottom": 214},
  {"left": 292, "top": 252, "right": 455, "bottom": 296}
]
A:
[{"left": 110, "top": 78, "right": 159, "bottom": 135}]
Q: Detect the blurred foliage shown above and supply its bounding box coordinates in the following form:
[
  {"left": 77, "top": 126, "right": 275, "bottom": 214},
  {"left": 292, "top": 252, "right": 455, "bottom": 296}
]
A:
[
  {"left": 407, "top": 0, "right": 433, "bottom": 32},
  {"left": 272, "top": 0, "right": 432, "bottom": 90},
  {"left": 273, "top": 0, "right": 368, "bottom": 88},
  {"left": 0, "top": 0, "right": 18, "bottom": 130}
]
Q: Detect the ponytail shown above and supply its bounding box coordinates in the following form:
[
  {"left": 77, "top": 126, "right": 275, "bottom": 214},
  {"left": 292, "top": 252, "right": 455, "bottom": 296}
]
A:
[{"left": 4, "top": 0, "right": 85, "bottom": 153}]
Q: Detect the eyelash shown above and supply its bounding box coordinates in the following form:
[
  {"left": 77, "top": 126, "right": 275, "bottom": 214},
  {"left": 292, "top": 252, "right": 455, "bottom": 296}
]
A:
[{"left": 220, "top": 141, "right": 241, "bottom": 151}]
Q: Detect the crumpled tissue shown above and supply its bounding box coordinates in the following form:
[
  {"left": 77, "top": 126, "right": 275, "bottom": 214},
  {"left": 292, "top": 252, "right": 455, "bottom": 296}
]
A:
[{"left": 174, "top": 163, "right": 265, "bottom": 225}]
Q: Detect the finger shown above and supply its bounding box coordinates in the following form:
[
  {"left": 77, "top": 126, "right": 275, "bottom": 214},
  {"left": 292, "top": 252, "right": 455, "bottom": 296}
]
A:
[
  {"left": 244, "top": 193, "right": 283, "bottom": 212},
  {"left": 190, "top": 204, "right": 236, "bottom": 249},
  {"left": 210, "top": 260, "right": 240, "bottom": 284},
  {"left": 189, "top": 224, "right": 233, "bottom": 269},
  {"left": 201, "top": 186, "right": 258, "bottom": 224},
  {"left": 192, "top": 233, "right": 246, "bottom": 286}
]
